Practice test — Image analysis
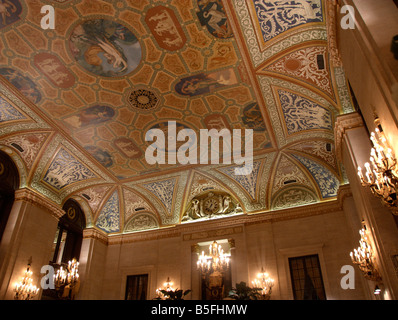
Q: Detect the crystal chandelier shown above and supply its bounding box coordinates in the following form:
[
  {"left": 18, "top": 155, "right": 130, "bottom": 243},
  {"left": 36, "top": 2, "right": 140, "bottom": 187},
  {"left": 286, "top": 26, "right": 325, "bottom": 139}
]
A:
[
  {"left": 14, "top": 260, "right": 40, "bottom": 300},
  {"left": 350, "top": 227, "right": 381, "bottom": 281},
  {"left": 197, "top": 240, "right": 230, "bottom": 273},
  {"left": 53, "top": 258, "right": 80, "bottom": 300},
  {"left": 357, "top": 119, "right": 398, "bottom": 214},
  {"left": 252, "top": 267, "right": 275, "bottom": 299}
]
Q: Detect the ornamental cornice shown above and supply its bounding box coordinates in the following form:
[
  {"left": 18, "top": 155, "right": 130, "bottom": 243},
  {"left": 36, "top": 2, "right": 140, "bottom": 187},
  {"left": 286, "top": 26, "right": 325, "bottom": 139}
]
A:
[
  {"left": 14, "top": 188, "right": 65, "bottom": 220},
  {"left": 106, "top": 184, "right": 353, "bottom": 246},
  {"left": 83, "top": 228, "right": 108, "bottom": 245},
  {"left": 334, "top": 112, "right": 365, "bottom": 160}
]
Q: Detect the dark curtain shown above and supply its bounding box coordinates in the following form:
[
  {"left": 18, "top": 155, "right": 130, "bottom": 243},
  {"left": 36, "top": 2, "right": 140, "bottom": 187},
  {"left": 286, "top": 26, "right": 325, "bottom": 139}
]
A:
[{"left": 125, "top": 274, "right": 148, "bottom": 300}]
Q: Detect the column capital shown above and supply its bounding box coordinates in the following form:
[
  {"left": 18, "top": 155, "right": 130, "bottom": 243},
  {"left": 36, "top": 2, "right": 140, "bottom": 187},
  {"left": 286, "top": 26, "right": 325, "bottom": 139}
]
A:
[
  {"left": 14, "top": 188, "right": 64, "bottom": 220},
  {"left": 82, "top": 228, "right": 108, "bottom": 246},
  {"left": 334, "top": 112, "right": 365, "bottom": 161},
  {"left": 191, "top": 244, "right": 200, "bottom": 253}
]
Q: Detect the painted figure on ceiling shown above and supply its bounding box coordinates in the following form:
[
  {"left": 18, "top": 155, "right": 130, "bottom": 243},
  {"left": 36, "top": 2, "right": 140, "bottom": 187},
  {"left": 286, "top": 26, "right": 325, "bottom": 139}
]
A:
[
  {"left": 85, "top": 145, "right": 113, "bottom": 168},
  {"left": 0, "top": 0, "right": 20, "bottom": 28},
  {"left": 242, "top": 103, "right": 266, "bottom": 132},
  {"left": 0, "top": 67, "right": 42, "bottom": 104},
  {"left": 64, "top": 105, "right": 115, "bottom": 129},
  {"left": 197, "top": 0, "right": 233, "bottom": 39},
  {"left": 252, "top": 0, "right": 323, "bottom": 42},
  {"left": 175, "top": 68, "right": 238, "bottom": 96},
  {"left": 69, "top": 19, "right": 142, "bottom": 77}
]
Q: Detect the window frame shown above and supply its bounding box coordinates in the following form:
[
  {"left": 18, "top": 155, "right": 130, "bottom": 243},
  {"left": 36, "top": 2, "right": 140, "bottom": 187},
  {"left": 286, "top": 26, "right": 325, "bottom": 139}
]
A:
[
  {"left": 288, "top": 254, "right": 327, "bottom": 300},
  {"left": 125, "top": 274, "right": 149, "bottom": 300},
  {"left": 278, "top": 243, "right": 331, "bottom": 300}
]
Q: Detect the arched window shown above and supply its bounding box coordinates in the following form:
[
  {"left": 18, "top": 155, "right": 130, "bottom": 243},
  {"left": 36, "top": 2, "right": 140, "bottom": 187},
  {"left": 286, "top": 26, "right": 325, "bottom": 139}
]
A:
[
  {"left": 0, "top": 150, "right": 19, "bottom": 243},
  {"left": 51, "top": 199, "right": 86, "bottom": 264}
]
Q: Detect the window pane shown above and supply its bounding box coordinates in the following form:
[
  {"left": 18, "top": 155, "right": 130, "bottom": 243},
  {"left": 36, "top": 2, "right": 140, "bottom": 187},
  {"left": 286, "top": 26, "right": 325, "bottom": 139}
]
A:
[{"left": 289, "top": 254, "right": 326, "bottom": 300}]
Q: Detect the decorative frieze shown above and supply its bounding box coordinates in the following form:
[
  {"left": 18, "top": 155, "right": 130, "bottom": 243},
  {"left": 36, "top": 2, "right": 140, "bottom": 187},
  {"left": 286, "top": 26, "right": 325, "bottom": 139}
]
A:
[
  {"left": 106, "top": 184, "right": 352, "bottom": 245},
  {"left": 183, "top": 226, "right": 243, "bottom": 242},
  {"left": 325, "top": 0, "right": 343, "bottom": 67}
]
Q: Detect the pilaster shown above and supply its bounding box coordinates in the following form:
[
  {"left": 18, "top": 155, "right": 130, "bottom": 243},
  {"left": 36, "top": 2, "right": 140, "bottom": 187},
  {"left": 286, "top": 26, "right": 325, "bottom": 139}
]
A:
[
  {"left": 77, "top": 227, "right": 108, "bottom": 300},
  {"left": 0, "top": 188, "right": 63, "bottom": 300},
  {"left": 335, "top": 112, "right": 398, "bottom": 299}
]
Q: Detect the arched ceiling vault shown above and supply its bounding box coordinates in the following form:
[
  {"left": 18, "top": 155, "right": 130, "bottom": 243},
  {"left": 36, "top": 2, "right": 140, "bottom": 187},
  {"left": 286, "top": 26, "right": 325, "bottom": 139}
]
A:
[{"left": 0, "top": 0, "right": 353, "bottom": 235}]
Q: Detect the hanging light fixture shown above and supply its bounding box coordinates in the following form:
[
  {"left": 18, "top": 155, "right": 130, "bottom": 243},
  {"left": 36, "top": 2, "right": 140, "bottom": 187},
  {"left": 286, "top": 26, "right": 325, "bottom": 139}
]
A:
[
  {"left": 14, "top": 259, "right": 40, "bottom": 300},
  {"left": 197, "top": 240, "right": 230, "bottom": 274},
  {"left": 357, "top": 118, "right": 398, "bottom": 214},
  {"left": 350, "top": 226, "right": 381, "bottom": 281},
  {"left": 251, "top": 267, "right": 275, "bottom": 299}
]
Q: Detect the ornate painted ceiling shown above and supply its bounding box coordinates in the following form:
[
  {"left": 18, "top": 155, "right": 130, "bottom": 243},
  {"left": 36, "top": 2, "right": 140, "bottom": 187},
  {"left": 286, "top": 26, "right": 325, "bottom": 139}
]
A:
[{"left": 0, "top": 0, "right": 353, "bottom": 235}]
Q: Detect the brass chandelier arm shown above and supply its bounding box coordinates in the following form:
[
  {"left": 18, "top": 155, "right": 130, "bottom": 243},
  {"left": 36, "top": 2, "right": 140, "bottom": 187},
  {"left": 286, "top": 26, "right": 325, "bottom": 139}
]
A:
[
  {"left": 358, "top": 121, "right": 398, "bottom": 215},
  {"left": 350, "top": 227, "right": 382, "bottom": 282}
]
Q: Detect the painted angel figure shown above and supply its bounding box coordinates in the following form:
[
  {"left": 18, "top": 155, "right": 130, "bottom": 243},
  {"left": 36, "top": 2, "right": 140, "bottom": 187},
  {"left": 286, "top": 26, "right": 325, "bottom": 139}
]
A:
[
  {"left": 95, "top": 37, "right": 128, "bottom": 72},
  {"left": 0, "top": 0, "right": 17, "bottom": 26}
]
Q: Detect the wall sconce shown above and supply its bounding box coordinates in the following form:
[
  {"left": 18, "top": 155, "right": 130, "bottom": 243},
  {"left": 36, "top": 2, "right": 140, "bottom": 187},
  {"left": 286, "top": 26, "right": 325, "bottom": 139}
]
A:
[
  {"left": 53, "top": 258, "right": 80, "bottom": 300},
  {"left": 350, "top": 226, "right": 381, "bottom": 281},
  {"left": 357, "top": 118, "right": 398, "bottom": 215},
  {"left": 156, "top": 277, "right": 174, "bottom": 299},
  {"left": 154, "top": 277, "right": 191, "bottom": 300},
  {"left": 14, "top": 258, "right": 40, "bottom": 300},
  {"left": 374, "top": 285, "right": 381, "bottom": 295}
]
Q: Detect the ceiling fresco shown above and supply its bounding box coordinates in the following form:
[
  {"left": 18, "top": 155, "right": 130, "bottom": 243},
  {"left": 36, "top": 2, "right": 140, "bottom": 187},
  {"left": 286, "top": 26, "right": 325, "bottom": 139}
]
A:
[{"left": 0, "top": 0, "right": 353, "bottom": 235}]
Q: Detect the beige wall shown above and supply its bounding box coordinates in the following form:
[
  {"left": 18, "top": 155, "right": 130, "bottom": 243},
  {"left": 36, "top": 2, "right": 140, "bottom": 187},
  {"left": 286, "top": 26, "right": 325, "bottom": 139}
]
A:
[
  {"left": 77, "top": 235, "right": 108, "bottom": 300},
  {"left": 338, "top": 0, "right": 398, "bottom": 152},
  {"left": 337, "top": 117, "right": 398, "bottom": 299},
  {"left": 0, "top": 190, "right": 61, "bottom": 300},
  {"left": 335, "top": 0, "right": 398, "bottom": 299},
  {"left": 0, "top": 187, "right": 378, "bottom": 301},
  {"left": 95, "top": 197, "right": 368, "bottom": 300},
  {"left": 351, "top": 0, "right": 398, "bottom": 78},
  {"left": 0, "top": 188, "right": 384, "bottom": 300}
]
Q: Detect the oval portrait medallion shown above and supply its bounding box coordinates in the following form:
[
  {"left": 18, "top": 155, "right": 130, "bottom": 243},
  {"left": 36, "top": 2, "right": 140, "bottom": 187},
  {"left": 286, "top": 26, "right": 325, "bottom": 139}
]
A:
[{"left": 68, "top": 19, "right": 142, "bottom": 77}]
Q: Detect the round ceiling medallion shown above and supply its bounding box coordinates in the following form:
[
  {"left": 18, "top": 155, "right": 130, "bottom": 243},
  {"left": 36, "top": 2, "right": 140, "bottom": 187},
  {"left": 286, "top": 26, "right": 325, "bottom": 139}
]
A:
[
  {"left": 128, "top": 89, "right": 159, "bottom": 111},
  {"left": 68, "top": 19, "right": 142, "bottom": 77}
]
